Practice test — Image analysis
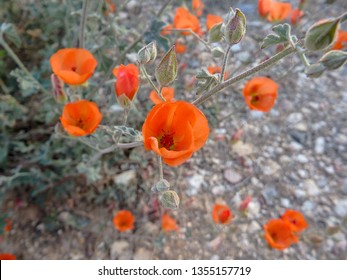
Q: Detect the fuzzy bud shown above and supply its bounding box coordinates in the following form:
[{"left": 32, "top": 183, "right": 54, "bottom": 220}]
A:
[
  {"left": 151, "top": 179, "right": 170, "bottom": 193},
  {"left": 159, "top": 190, "right": 180, "bottom": 209},
  {"left": 155, "top": 45, "right": 177, "bottom": 86},
  {"left": 137, "top": 41, "right": 157, "bottom": 64},
  {"left": 224, "top": 8, "right": 246, "bottom": 45},
  {"left": 305, "top": 63, "right": 325, "bottom": 78},
  {"left": 51, "top": 74, "right": 67, "bottom": 103},
  {"left": 209, "top": 22, "right": 224, "bottom": 43},
  {"left": 319, "top": 50, "right": 347, "bottom": 70}
]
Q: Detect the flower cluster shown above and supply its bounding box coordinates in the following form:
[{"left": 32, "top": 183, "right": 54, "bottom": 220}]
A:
[{"left": 264, "top": 209, "right": 308, "bottom": 250}]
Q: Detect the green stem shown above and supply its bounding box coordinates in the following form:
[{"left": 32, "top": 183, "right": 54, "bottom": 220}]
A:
[
  {"left": 78, "top": 0, "right": 88, "bottom": 49},
  {"left": 0, "top": 34, "right": 49, "bottom": 95},
  {"left": 192, "top": 46, "right": 296, "bottom": 106},
  {"left": 220, "top": 44, "right": 232, "bottom": 82},
  {"left": 158, "top": 155, "right": 164, "bottom": 180},
  {"left": 169, "top": 28, "right": 212, "bottom": 51},
  {"left": 140, "top": 65, "right": 163, "bottom": 100}
]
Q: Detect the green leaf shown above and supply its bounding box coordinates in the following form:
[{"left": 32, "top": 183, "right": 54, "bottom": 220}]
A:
[
  {"left": 0, "top": 23, "right": 21, "bottom": 48},
  {"left": 143, "top": 19, "right": 170, "bottom": 51},
  {"left": 10, "top": 68, "right": 41, "bottom": 97},
  {"left": 261, "top": 23, "right": 294, "bottom": 49}
]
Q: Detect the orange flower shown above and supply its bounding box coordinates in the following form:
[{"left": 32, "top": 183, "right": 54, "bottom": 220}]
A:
[
  {"left": 212, "top": 203, "right": 233, "bottom": 224},
  {"left": 175, "top": 41, "right": 187, "bottom": 54},
  {"left": 264, "top": 219, "right": 299, "bottom": 250},
  {"left": 60, "top": 100, "right": 102, "bottom": 137},
  {"left": 150, "top": 87, "right": 175, "bottom": 105},
  {"left": 332, "top": 30, "right": 347, "bottom": 50},
  {"left": 162, "top": 214, "right": 179, "bottom": 232},
  {"left": 206, "top": 14, "right": 223, "bottom": 31},
  {"left": 192, "top": 0, "right": 204, "bottom": 17},
  {"left": 4, "top": 219, "right": 12, "bottom": 232},
  {"left": 173, "top": 7, "right": 201, "bottom": 35},
  {"left": 50, "top": 48, "right": 98, "bottom": 86},
  {"left": 243, "top": 77, "right": 278, "bottom": 112},
  {"left": 258, "top": 0, "right": 272, "bottom": 17},
  {"left": 281, "top": 209, "right": 308, "bottom": 233},
  {"left": 104, "top": 0, "right": 116, "bottom": 16},
  {"left": 112, "top": 64, "right": 140, "bottom": 101},
  {"left": 267, "top": 2, "right": 292, "bottom": 22},
  {"left": 207, "top": 66, "right": 229, "bottom": 80},
  {"left": 142, "top": 101, "right": 209, "bottom": 167},
  {"left": 161, "top": 24, "right": 172, "bottom": 36},
  {"left": 0, "top": 253, "right": 16, "bottom": 260},
  {"left": 290, "top": 8, "right": 304, "bottom": 25},
  {"left": 113, "top": 210, "right": 135, "bottom": 232}
]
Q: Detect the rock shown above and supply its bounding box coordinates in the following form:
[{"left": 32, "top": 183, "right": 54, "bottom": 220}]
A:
[
  {"left": 289, "top": 130, "right": 307, "bottom": 145},
  {"left": 114, "top": 170, "right": 137, "bottom": 186},
  {"left": 280, "top": 198, "right": 291, "bottom": 208},
  {"left": 232, "top": 141, "right": 253, "bottom": 156},
  {"left": 133, "top": 248, "right": 153, "bottom": 260},
  {"left": 298, "top": 169, "right": 308, "bottom": 178},
  {"left": 304, "top": 179, "right": 320, "bottom": 196},
  {"left": 186, "top": 174, "right": 204, "bottom": 196},
  {"left": 262, "top": 160, "right": 281, "bottom": 176},
  {"left": 262, "top": 186, "right": 278, "bottom": 206},
  {"left": 248, "top": 221, "right": 261, "bottom": 233},
  {"left": 111, "top": 241, "right": 131, "bottom": 259},
  {"left": 287, "top": 112, "right": 303, "bottom": 124},
  {"left": 248, "top": 201, "right": 261, "bottom": 218},
  {"left": 296, "top": 154, "right": 309, "bottom": 163},
  {"left": 224, "top": 169, "right": 242, "bottom": 184},
  {"left": 212, "top": 185, "right": 226, "bottom": 195},
  {"left": 314, "top": 137, "right": 325, "bottom": 154},
  {"left": 302, "top": 201, "right": 315, "bottom": 214},
  {"left": 342, "top": 178, "right": 347, "bottom": 195},
  {"left": 334, "top": 200, "right": 347, "bottom": 218},
  {"left": 58, "top": 211, "right": 90, "bottom": 229}
]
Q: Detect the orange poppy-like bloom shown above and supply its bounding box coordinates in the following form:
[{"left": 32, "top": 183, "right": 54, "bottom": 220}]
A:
[
  {"left": 264, "top": 219, "right": 299, "bottom": 250},
  {"left": 212, "top": 203, "right": 233, "bottom": 224},
  {"left": 243, "top": 77, "right": 278, "bottom": 112},
  {"left": 332, "top": 30, "right": 347, "bottom": 50},
  {"left": 281, "top": 209, "right": 308, "bottom": 233},
  {"left": 258, "top": 0, "right": 272, "bottom": 17},
  {"left": 113, "top": 210, "right": 135, "bottom": 232},
  {"left": 206, "top": 14, "right": 223, "bottom": 31},
  {"left": 208, "top": 66, "right": 229, "bottom": 80},
  {"left": 150, "top": 87, "right": 175, "bottom": 105},
  {"left": 112, "top": 64, "right": 140, "bottom": 101},
  {"left": 161, "top": 24, "right": 172, "bottom": 36},
  {"left": 4, "top": 219, "right": 12, "bottom": 232},
  {"left": 192, "top": 0, "right": 204, "bottom": 17},
  {"left": 267, "top": 2, "right": 292, "bottom": 22},
  {"left": 0, "top": 253, "right": 16, "bottom": 260},
  {"left": 104, "top": 0, "right": 116, "bottom": 16},
  {"left": 290, "top": 8, "right": 304, "bottom": 25},
  {"left": 60, "top": 100, "right": 102, "bottom": 137},
  {"left": 173, "top": 7, "right": 201, "bottom": 35},
  {"left": 50, "top": 48, "right": 98, "bottom": 86},
  {"left": 175, "top": 41, "right": 187, "bottom": 54},
  {"left": 142, "top": 101, "right": 209, "bottom": 167},
  {"left": 162, "top": 214, "right": 179, "bottom": 232}
]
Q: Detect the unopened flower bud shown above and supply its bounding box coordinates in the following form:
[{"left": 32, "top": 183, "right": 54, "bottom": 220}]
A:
[
  {"left": 305, "top": 63, "right": 325, "bottom": 78},
  {"left": 159, "top": 190, "right": 180, "bottom": 209},
  {"left": 51, "top": 74, "right": 67, "bottom": 103},
  {"left": 224, "top": 8, "right": 246, "bottom": 45},
  {"left": 137, "top": 41, "right": 157, "bottom": 64},
  {"left": 319, "top": 50, "right": 347, "bottom": 70},
  {"left": 211, "top": 47, "right": 224, "bottom": 57},
  {"left": 209, "top": 22, "right": 224, "bottom": 43},
  {"left": 155, "top": 45, "right": 177, "bottom": 86},
  {"left": 304, "top": 18, "right": 340, "bottom": 51},
  {"left": 151, "top": 179, "right": 170, "bottom": 193}
]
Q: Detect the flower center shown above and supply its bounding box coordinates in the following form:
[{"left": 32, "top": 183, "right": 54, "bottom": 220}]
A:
[
  {"left": 219, "top": 209, "right": 230, "bottom": 223},
  {"left": 251, "top": 95, "right": 260, "bottom": 104},
  {"left": 75, "top": 118, "right": 85, "bottom": 130},
  {"left": 71, "top": 66, "right": 77, "bottom": 72},
  {"left": 159, "top": 132, "right": 175, "bottom": 150}
]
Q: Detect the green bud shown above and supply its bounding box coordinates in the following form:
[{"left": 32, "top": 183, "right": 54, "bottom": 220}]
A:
[
  {"left": 211, "top": 46, "right": 224, "bottom": 57},
  {"left": 224, "top": 8, "right": 246, "bottom": 45},
  {"left": 151, "top": 179, "right": 170, "bottom": 193},
  {"left": 319, "top": 50, "right": 347, "bottom": 70},
  {"left": 155, "top": 45, "right": 177, "bottom": 86},
  {"left": 159, "top": 190, "right": 180, "bottom": 209},
  {"left": 137, "top": 41, "right": 157, "bottom": 64},
  {"left": 305, "top": 63, "right": 325, "bottom": 78},
  {"left": 209, "top": 22, "right": 224, "bottom": 43},
  {"left": 304, "top": 18, "right": 340, "bottom": 51}
]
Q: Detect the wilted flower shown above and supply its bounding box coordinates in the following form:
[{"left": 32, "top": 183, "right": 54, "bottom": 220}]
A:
[
  {"left": 212, "top": 203, "right": 233, "bottom": 224},
  {"left": 264, "top": 219, "right": 299, "bottom": 250},
  {"left": 281, "top": 209, "right": 308, "bottom": 233},
  {"left": 113, "top": 210, "right": 135, "bottom": 232}
]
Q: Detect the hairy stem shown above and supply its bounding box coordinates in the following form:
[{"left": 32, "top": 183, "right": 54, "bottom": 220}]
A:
[
  {"left": 140, "top": 65, "right": 163, "bottom": 100},
  {"left": 220, "top": 44, "right": 232, "bottom": 82},
  {"left": 192, "top": 46, "right": 296, "bottom": 106},
  {"left": 158, "top": 155, "right": 164, "bottom": 180},
  {"left": 78, "top": 0, "right": 88, "bottom": 49}
]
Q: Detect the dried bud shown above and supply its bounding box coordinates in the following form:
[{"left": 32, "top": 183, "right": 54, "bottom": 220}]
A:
[
  {"left": 304, "top": 18, "right": 340, "bottom": 51},
  {"left": 319, "top": 50, "right": 347, "bottom": 70},
  {"left": 224, "top": 8, "right": 246, "bottom": 45},
  {"left": 209, "top": 22, "right": 224, "bottom": 43},
  {"left": 151, "top": 179, "right": 170, "bottom": 193},
  {"left": 159, "top": 190, "right": 180, "bottom": 209},
  {"left": 155, "top": 45, "right": 177, "bottom": 86},
  {"left": 211, "top": 46, "right": 224, "bottom": 57},
  {"left": 305, "top": 63, "right": 325, "bottom": 78},
  {"left": 137, "top": 41, "right": 157, "bottom": 64},
  {"left": 51, "top": 74, "right": 67, "bottom": 103}
]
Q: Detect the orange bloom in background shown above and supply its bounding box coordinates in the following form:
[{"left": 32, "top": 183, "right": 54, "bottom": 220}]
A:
[
  {"left": 243, "top": 77, "right": 278, "bottom": 112},
  {"left": 258, "top": 0, "right": 272, "bottom": 17},
  {"left": 60, "top": 100, "right": 102, "bottom": 137},
  {"left": 264, "top": 219, "right": 299, "bottom": 250},
  {"left": 162, "top": 214, "right": 179, "bottom": 232},
  {"left": 281, "top": 209, "right": 308, "bottom": 233},
  {"left": 175, "top": 41, "right": 187, "bottom": 54},
  {"left": 208, "top": 66, "right": 229, "bottom": 80},
  {"left": 206, "top": 14, "right": 223, "bottom": 31},
  {"left": 113, "top": 210, "right": 135, "bottom": 232},
  {"left": 267, "top": 2, "right": 292, "bottom": 22},
  {"left": 332, "top": 30, "right": 347, "bottom": 50},
  {"left": 104, "top": 0, "right": 116, "bottom": 16},
  {"left": 150, "top": 87, "right": 175, "bottom": 105},
  {"left": 142, "top": 101, "right": 209, "bottom": 167},
  {"left": 173, "top": 7, "right": 201, "bottom": 35},
  {"left": 212, "top": 204, "right": 233, "bottom": 224},
  {"left": 192, "top": 0, "right": 204, "bottom": 17},
  {"left": 161, "top": 24, "right": 172, "bottom": 36},
  {"left": 0, "top": 253, "right": 16, "bottom": 260},
  {"left": 290, "top": 8, "right": 304, "bottom": 25},
  {"left": 112, "top": 64, "right": 140, "bottom": 101},
  {"left": 50, "top": 48, "right": 97, "bottom": 85},
  {"left": 4, "top": 219, "right": 12, "bottom": 232}
]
